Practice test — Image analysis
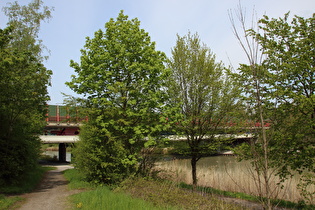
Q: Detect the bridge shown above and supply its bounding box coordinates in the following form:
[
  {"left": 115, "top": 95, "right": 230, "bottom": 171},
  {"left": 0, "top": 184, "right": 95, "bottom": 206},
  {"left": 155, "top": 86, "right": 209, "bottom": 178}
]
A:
[
  {"left": 41, "top": 105, "right": 86, "bottom": 162},
  {"left": 42, "top": 105, "right": 267, "bottom": 161}
]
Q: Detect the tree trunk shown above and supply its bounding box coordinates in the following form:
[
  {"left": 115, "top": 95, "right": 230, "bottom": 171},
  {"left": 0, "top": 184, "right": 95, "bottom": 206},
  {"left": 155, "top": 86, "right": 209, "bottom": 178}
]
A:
[{"left": 191, "top": 154, "right": 198, "bottom": 190}]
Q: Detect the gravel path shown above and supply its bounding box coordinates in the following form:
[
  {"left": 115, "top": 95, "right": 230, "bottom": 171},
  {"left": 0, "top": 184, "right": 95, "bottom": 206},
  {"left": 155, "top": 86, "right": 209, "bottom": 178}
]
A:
[{"left": 17, "top": 164, "right": 80, "bottom": 210}]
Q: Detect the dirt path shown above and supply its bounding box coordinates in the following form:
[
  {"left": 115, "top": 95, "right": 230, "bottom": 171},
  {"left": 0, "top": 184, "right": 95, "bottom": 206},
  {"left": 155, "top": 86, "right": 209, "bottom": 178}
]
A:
[{"left": 17, "top": 164, "right": 81, "bottom": 210}]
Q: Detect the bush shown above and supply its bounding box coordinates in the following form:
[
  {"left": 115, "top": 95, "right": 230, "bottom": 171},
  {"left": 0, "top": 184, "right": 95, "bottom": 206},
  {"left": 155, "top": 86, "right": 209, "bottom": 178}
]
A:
[
  {"left": 0, "top": 117, "right": 42, "bottom": 186},
  {"left": 72, "top": 121, "right": 137, "bottom": 185}
]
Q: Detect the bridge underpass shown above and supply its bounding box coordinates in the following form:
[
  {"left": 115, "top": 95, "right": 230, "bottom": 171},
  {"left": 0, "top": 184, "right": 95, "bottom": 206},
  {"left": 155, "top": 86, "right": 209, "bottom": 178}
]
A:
[
  {"left": 40, "top": 135, "right": 79, "bottom": 162},
  {"left": 42, "top": 105, "right": 84, "bottom": 162}
]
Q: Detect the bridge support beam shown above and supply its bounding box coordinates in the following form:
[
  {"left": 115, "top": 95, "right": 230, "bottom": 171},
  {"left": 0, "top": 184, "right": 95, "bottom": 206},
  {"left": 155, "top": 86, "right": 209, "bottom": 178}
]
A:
[{"left": 58, "top": 143, "right": 67, "bottom": 162}]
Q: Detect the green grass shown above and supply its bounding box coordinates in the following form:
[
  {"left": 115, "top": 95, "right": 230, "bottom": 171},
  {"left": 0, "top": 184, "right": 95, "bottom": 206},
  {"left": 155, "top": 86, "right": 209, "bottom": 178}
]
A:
[
  {"left": 64, "top": 169, "right": 177, "bottom": 209},
  {"left": 62, "top": 168, "right": 315, "bottom": 210},
  {"left": 117, "top": 177, "right": 243, "bottom": 210},
  {"left": 63, "top": 168, "right": 92, "bottom": 190},
  {"left": 0, "top": 194, "right": 23, "bottom": 210},
  {"left": 0, "top": 165, "right": 54, "bottom": 194},
  {"left": 71, "top": 186, "right": 175, "bottom": 210},
  {"left": 64, "top": 167, "right": 313, "bottom": 209},
  {"left": 0, "top": 165, "right": 54, "bottom": 210},
  {"left": 64, "top": 168, "right": 244, "bottom": 209}
]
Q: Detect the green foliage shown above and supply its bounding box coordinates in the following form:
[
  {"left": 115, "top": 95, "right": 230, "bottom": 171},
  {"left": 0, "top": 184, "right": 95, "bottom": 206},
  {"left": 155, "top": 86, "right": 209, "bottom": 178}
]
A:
[
  {"left": 67, "top": 11, "right": 169, "bottom": 185},
  {"left": 166, "top": 32, "right": 242, "bottom": 186},
  {"left": 167, "top": 32, "right": 242, "bottom": 148},
  {"left": 234, "top": 11, "right": 315, "bottom": 205},
  {"left": 253, "top": 13, "right": 315, "bottom": 175},
  {"left": 72, "top": 120, "right": 137, "bottom": 185},
  {"left": 297, "top": 172, "right": 315, "bottom": 204},
  {"left": 0, "top": 0, "right": 52, "bottom": 185},
  {"left": 2, "top": 0, "right": 53, "bottom": 60}
]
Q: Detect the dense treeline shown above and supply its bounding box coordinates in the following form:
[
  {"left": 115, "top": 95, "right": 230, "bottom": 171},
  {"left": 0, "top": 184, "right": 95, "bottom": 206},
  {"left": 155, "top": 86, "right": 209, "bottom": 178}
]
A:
[{"left": 0, "top": 0, "right": 52, "bottom": 186}]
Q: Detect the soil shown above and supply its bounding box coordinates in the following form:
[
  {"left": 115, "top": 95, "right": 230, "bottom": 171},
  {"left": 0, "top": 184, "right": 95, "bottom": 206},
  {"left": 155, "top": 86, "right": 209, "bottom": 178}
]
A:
[{"left": 16, "top": 163, "right": 82, "bottom": 210}]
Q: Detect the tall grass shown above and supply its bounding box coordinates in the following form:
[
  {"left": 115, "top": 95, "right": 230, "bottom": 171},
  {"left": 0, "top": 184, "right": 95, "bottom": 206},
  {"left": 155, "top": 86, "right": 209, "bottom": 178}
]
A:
[
  {"left": 65, "top": 168, "right": 244, "bottom": 209},
  {"left": 118, "top": 177, "right": 244, "bottom": 210},
  {"left": 156, "top": 158, "right": 315, "bottom": 205},
  {"left": 64, "top": 168, "right": 176, "bottom": 210},
  {"left": 70, "top": 186, "right": 174, "bottom": 210}
]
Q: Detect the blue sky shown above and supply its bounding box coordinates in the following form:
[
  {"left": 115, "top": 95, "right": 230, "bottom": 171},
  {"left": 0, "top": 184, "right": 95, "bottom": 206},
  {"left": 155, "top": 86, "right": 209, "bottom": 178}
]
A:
[{"left": 0, "top": 0, "right": 314, "bottom": 105}]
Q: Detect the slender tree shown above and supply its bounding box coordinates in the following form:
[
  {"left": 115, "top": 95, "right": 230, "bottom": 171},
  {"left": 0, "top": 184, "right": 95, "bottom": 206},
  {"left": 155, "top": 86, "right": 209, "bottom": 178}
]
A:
[
  {"left": 67, "top": 11, "right": 169, "bottom": 184},
  {"left": 229, "top": 7, "right": 281, "bottom": 209},
  {"left": 167, "top": 32, "right": 241, "bottom": 189},
  {"left": 2, "top": 0, "right": 52, "bottom": 61}
]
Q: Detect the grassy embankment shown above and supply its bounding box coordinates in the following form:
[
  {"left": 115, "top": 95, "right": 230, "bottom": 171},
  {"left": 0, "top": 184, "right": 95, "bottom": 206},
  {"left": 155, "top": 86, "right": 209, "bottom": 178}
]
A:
[
  {"left": 63, "top": 168, "right": 244, "bottom": 210},
  {"left": 0, "top": 165, "right": 54, "bottom": 209},
  {"left": 157, "top": 158, "right": 315, "bottom": 209},
  {"left": 63, "top": 167, "right": 314, "bottom": 209}
]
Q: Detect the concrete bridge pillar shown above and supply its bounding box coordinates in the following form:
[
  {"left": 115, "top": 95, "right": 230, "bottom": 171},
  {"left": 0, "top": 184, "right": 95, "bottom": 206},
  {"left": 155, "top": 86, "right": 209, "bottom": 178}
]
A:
[{"left": 58, "top": 143, "right": 67, "bottom": 162}]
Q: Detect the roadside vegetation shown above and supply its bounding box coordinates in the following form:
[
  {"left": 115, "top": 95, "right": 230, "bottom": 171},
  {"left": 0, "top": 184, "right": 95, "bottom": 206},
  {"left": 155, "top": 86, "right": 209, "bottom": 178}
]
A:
[
  {"left": 64, "top": 167, "right": 315, "bottom": 209},
  {"left": 0, "top": 166, "right": 54, "bottom": 210},
  {"left": 64, "top": 168, "right": 244, "bottom": 210},
  {"left": 157, "top": 158, "right": 315, "bottom": 209}
]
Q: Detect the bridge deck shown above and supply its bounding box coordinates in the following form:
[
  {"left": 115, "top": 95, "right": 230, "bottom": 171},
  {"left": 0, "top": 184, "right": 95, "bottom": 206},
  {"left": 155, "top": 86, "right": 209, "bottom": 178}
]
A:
[
  {"left": 40, "top": 135, "right": 79, "bottom": 143},
  {"left": 40, "top": 133, "right": 253, "bottom": 144}
]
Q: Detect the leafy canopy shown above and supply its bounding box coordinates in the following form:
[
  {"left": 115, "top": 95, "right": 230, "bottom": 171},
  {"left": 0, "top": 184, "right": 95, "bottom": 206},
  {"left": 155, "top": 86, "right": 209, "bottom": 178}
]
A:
[{"left": 67, "top": 11, "right": 169, "bottom": 184}]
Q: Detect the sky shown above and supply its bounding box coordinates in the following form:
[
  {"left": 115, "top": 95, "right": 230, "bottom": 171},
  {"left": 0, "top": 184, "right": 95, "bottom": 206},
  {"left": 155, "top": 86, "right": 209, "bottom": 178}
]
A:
[{"left": 0, "top": 0, "right": 314, "bottom": 105}]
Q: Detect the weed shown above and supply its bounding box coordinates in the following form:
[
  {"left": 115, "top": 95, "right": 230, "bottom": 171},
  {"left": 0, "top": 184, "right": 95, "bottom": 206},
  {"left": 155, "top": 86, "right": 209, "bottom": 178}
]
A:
[
  {"left": 63, "top": 168, "right": 92, "bottom": 190},
  {"left": 0, "top": 165, "right": 54, "bottom": 194},
  {"left": 116, "top": 177, "right": 243, "bottom": 210},
  {"left": 70, "top": 186, "right": 172, "bottom": 210},
  {"left": 0, "top": 196, "right": 23, "bottom": 210},
  {"left": 0, "top": 165, "right": 53, "bottom": 209}
]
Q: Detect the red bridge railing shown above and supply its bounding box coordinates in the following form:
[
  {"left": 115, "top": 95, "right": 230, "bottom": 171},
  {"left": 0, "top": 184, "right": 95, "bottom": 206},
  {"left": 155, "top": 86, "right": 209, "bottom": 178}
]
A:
[{"left": 46, "top": 105, "right": 88, "bottom": 124}]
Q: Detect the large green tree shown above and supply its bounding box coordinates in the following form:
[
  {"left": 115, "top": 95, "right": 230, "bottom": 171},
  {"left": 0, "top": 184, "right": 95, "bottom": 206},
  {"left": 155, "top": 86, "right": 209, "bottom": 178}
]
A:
[
  {"left": 0, "top": 0, "right": 52, "bottom": 186},
  {"left": 167, "top": 32, "right": 241, "bottom": 189},
  {"left": 67, "top": 11, "right": 169, "bottom": 184}
]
